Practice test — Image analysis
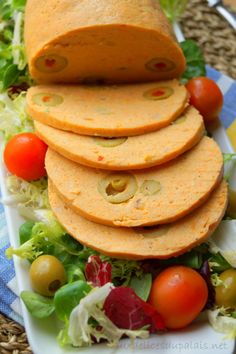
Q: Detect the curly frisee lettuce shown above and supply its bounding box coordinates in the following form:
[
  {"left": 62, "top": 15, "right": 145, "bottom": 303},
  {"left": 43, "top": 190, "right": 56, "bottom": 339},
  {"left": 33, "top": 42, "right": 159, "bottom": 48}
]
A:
[
  {"left": 59, "top": 283, "right": 149, "bottom": 347},
  {"left": 0, "top": 92, "right": 33, "bottom": 142},
  {"left": 2, "top": 175, "right": 48, "bottom": 220}
]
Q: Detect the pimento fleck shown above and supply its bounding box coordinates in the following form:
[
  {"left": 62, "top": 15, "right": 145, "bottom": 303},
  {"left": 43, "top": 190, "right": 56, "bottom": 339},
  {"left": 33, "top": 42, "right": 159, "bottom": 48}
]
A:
[{"left": 45, "top": 58, "right": 56, "bottom": 67}]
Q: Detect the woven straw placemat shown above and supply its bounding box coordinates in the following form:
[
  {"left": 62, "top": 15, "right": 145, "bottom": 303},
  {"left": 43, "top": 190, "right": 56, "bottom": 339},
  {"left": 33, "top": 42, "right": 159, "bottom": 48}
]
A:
[
  {"left": 0, "top": 314, "right": 31, "bottom": 354},
  {"left": 0, "top": 0, "right": 235, "bottom": 352},
  {"left": 181, "top": 0, "right": 236, "bottom": 79}
]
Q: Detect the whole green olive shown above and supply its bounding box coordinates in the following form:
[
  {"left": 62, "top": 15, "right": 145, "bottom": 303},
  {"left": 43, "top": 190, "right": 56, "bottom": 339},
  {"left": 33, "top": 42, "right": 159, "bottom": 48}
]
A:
[
  {"left": 29, "top": 255, "right": 66, "bottom": 297},
  {"left": 227, "top": 188, "right": 236, "bottom": 219},
  {"left": 215, "top": 268, "right": 236, "bottom": 308}
]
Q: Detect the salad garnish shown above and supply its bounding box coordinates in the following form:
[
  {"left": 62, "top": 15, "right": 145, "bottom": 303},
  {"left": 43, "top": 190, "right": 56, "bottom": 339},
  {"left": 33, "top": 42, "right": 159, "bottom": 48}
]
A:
[
  {"left": 180, "top": 40, "right": 206, "bottom": 83},
  {"left": 0, "top": 92, "right": 33, "bottom": 141},
  {"left": 159, "top": 0, "right": 188, "bottom": 23},
  {"left": 63, "top": 283, "right": 150, "bottom": 347},
  {"left": 0, "top": 0, "right": 29, "bottom": 91}
]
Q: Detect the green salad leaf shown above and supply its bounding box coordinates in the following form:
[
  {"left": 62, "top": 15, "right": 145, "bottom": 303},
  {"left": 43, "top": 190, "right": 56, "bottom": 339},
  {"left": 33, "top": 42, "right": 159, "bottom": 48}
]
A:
[
  {"left": 54, "top": 281, "right": 92, "bottom": 321},
  {"left": 6, "top": 211, "right": 66, "bottom": 260},
  {"left": 0, "top": 0, "right": 27, "bottom": 18},
  {"left": 19, "top": 220, "right": 35, "bottom": 244},
  {"left": 209, "top": 252, "right": 232, "bottom": 273},
  {"left": 129, "top": 273, "right": 152, "bottom": 301},
  {"left": 159, "top": 0, "right": 188, "bottom": 22},
  {"left": 223, "top": 153, "right": 236, "bottom": 182},
  {"left": 6, "top": 211, "right": 97, "bottom": 265},
  {"left": 180, "top": 39, "right": 206, "bottom": 83},
  {"left": 101, "top": 257, "right": 144, "bottom": 286},
  {"left": 64, "top": 264, "right": 85, "bottom": 283},
  {"left": 20, "top": 291, "right": 55, "bottom": 318},
  {"left": 7, "top": 212, "right": 98, "bottom": 264},
  {"left": 223, "top": 153, "right": 236, "bottom": 164},
  {"left": 151, "top": 244, "right": 209, "bottom": 270},
  {"left": 2, "top": 63, "right": 19, "bottom": 89},
  {"left": 0, "top": 0, "right": 29, "bottom": 90}
]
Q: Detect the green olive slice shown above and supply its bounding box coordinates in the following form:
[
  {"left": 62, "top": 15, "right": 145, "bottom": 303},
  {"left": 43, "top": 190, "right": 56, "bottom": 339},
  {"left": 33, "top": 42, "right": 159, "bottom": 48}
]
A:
[
  {"left": 93, "top": 137, "right": 127, "bottom": 148},
  {"left": 135, "top": 225, "right": 170, "bottom": 237},
  {"left": 145, "top": 58, "right": 175, "bottom": 72},
  {"left": 32, "top": 93, "right": 64, "bottom": 107},
  {"left": 35, "top": 54, "right": 68, "bottom": 73},
  {"left": 98, "top": 173, "right": 138, "bottom": 204},
  {"left": 143, "top": 87, "right": 174, "bottom": 100},
  {"left": 140, "top": 180, "right": 161, "bottom": 196}
]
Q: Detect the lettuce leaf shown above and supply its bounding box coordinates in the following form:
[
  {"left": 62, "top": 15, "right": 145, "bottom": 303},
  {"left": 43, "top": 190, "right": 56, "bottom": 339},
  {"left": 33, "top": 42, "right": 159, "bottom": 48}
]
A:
[
  {"left": 208, "top": 308, "right": 236, "bottom": 339},
  {"left": 0, "top": 0, "right": 29, "bottom": 90},
  {"left": 180, "top": 40, "right": 206, "bottom": 83},
  {"left": 209, "top": 220, "right": 236, "bottom": 268},
  {"left": 2, "top": 175, "right": 49, "bottom": 219},
  {"left": 20, "top": 290, "right": 55, "bottom": 319},
  {"left": 159, "top": 0, "right": 188, "bottom": 22},
  {"left": 6, "top": 210, "right": 94, "bottom": 263},
  {"left": 0, "top": 92, "right": 33, "bottom": 141},
  {"left": 6, "top": 211, "right": 66, "bottom": 260},
  {"left": 59, "top": 283, "right": 149, "bottom": 347},
  {"left": 101, "top": 257, "right": 143, "bottom": 286},
  {"left": 223, "top": 153, "right": 236, "bottom": 183}
]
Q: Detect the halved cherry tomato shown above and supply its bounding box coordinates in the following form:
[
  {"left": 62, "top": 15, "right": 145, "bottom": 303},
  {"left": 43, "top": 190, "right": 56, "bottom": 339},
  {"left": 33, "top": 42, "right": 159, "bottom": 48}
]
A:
[
  {"left": 149, "top": 266, "right": 208, "bottom": 329},
  {"left": 186, "top": 77, "right": 223, "bottom": 123},
  {"left": 4, "top": 133, "right": 47, "bottom": 181}
]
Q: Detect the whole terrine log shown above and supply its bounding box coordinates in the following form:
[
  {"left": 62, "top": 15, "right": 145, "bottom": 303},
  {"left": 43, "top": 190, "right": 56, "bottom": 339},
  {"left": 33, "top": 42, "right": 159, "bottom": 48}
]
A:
[{"left": 24, "top": 0, "right": 186, "bottom": 84}]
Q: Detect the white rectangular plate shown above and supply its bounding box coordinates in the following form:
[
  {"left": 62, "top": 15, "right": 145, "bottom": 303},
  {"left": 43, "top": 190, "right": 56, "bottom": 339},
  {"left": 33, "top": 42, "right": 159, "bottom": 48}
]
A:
[{"left": 0, "top": 119, "right": 235, "bottom": 354}]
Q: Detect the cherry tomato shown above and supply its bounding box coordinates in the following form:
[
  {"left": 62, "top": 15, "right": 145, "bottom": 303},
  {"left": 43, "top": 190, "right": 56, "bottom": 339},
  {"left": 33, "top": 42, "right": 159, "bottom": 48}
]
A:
[
  {"left": 149, "top": 266, "right": 208, "bottom": 329},
  {"left": 186, "top": 77, "right": 223, "bottom": 123},
  {"left": 4, "top": 133, "right": 47, "bottom": 181}
]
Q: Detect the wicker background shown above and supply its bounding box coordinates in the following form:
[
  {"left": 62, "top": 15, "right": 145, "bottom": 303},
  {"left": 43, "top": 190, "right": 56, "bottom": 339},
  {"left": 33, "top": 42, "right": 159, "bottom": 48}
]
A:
[
  {"left": 0, "top": 0, "right": 236, "bottom": 352},
  {"left": 181, "top": 0, "right": 236, "bottom": 79}
]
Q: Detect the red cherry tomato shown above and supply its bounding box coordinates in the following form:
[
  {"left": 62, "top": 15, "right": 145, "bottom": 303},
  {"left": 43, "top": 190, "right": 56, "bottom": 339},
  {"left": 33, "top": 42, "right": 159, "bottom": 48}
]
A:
[
  {"left": 186, "top": 77, "right": 223, "bottom": 123},
  {"left": 4, "top": 133, "right": 47, "bottom": 181},
  {"left": 149, "top": 266, "right": 208, "bottom": 329}
]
